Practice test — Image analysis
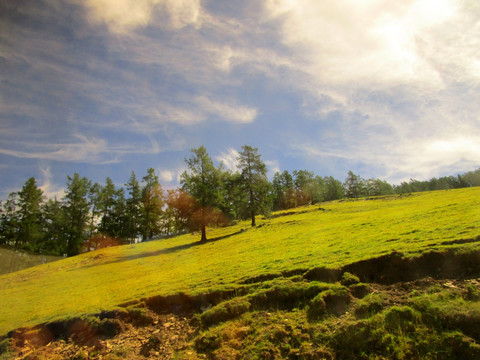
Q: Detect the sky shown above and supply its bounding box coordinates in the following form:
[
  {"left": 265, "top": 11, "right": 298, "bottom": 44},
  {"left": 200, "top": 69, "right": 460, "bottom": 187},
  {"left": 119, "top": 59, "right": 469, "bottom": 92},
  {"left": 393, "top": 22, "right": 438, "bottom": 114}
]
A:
[{"left": 1, "top": 0, "right": 479, "bottom": 199}]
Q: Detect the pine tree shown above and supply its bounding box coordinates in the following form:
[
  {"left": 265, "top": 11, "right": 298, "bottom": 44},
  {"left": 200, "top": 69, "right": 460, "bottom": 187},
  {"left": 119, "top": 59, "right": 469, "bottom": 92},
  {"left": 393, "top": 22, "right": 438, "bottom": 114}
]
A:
[
  {"left": 17, "top": 177, "right": 44, "bottom": 251},
  {"left": 237, "top": 145, "right": 270, "bottom": 227},
  {"left": 180, "top": 146, "right": 223, "bottom": 242},
  {"left": 63, "top": 173, "right": 91, "bottom": 256},
  {"left": 125, "top": 171, "right": 142, "bottom": 243},
  {"left": 141, "top": 168, "right": 164, "bottom": 241}
]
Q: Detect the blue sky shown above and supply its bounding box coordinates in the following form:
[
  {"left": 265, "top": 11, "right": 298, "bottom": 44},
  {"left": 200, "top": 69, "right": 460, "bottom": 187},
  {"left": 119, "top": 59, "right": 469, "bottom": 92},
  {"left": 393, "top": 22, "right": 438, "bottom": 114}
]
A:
[{"left": 1, "top": 0, "right": 479, "bottom": 199}]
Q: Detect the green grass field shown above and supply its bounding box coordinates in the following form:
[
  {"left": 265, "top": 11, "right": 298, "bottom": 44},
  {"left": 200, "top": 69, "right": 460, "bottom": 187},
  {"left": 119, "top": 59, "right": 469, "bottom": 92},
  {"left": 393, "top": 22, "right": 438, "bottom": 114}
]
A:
[{"left": 1, "top": 188, "right": 479, "bottom": 336}]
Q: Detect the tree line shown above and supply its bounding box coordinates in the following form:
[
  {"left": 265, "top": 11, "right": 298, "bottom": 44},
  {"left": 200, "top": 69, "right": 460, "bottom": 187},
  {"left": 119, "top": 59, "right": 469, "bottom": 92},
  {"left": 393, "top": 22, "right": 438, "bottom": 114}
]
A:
[{"left": 1, "top": 144, "right": 479, "bottom": 257}]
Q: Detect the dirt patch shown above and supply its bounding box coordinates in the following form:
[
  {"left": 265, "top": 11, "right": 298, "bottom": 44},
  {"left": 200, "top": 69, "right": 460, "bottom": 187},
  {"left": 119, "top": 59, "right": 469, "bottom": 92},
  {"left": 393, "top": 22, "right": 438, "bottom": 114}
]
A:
[
  {"left": 342, "top": 248, "right": 480, "bottom": 284},
  {"left": 142, "top": 288, "right": 245, "bottom": 314},
  {"left": 8, "top": 313, "right": 197, "bottom": 359}
]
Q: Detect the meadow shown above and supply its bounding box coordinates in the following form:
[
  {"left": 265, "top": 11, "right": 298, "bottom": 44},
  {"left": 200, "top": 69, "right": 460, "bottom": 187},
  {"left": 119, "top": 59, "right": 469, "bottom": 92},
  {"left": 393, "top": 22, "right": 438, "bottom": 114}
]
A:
[
  {"left": 0, "top": 248, "right": 61, "bottom": 276},
  {"left": 0, "top": 187, "right": 479, "bottom": 336}
]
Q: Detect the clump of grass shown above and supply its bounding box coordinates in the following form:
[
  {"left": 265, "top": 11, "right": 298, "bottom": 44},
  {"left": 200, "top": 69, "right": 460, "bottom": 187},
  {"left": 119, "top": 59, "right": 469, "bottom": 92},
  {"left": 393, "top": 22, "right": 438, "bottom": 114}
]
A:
[
  {"left": 0, "top": 338, "right": 11, "bottom": 357},
  {"left": 200, "top": 297, "right": 251, "bottom": 327},
  {"left": 383, "top": 306, "right": 420, "bottom": 333},
  {"left": 200, "top": 279, "right": 333, "bottom": 327},
  {"left": 248, "top": 279, "right": 331, "bottom": 310},
  {"left": 125, "top": 307, "right": 153, "bottom": 326},
  {"left": 354, "top": 293, "right": 387, "bottom": 318},
  {"left": 340, "top": 272, "right": 360, "bottom": 286},
  {"left": 307, "top": 285, "right": 350, "bottom": 320},
  {"left": 349, "top": 282, "right": 370, "bottom": 298},
  {"left": 194, "top": 332, "right": 221, "bottom": 353},
  {"left": 463, "top": 283, "right": 480, "bottom": 301}
]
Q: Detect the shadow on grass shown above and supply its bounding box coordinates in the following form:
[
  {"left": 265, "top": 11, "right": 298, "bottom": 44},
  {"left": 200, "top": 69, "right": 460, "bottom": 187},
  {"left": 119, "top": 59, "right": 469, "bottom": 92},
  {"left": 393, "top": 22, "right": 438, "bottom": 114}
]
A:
[{"left": 83, "top": 229, "right": 247, "bottom": 268}]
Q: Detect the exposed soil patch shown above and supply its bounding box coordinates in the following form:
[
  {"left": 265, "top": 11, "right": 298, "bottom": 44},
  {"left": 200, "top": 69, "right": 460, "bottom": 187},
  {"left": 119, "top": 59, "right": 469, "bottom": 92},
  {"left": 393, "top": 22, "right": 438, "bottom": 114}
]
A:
[
  {"left": 6, "top": 312, "right": 197, "bottom": 359},
  {"left": 342, "top": 246, "right": 480, "bottom": 284},
  {"left": 303, "top": 243, "right": 480, "bottom": 285}
]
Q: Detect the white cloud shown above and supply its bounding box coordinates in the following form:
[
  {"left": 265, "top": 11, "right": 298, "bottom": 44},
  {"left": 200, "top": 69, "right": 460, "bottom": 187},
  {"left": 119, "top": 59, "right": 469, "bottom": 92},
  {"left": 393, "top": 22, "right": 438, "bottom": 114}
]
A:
[
  {"left": 83, "top": 0, "right": 201, "bottom": 34},
  {"left": 159, "top": 170, "right": 174, "bottom": 183},
  {"left": 195, "top": 96, "right": 257, "bottom": 124},
  {"left": 255, "top": 0, "right": 480, "bottom": 181},
  {"left": 39, "top": 166, "right": 65, "bottom": 200},
  {"left": 0, "top": 134, "right": 140, "bottom": 164},
  {"left": 216, "top": 148, "right": 240, "bottom": 171},
  {"left": 265, "top": 160, "right": 281, "bottom": 178},
  {"left": 262, "top": 0, "right": 464, "bottom": 89}
]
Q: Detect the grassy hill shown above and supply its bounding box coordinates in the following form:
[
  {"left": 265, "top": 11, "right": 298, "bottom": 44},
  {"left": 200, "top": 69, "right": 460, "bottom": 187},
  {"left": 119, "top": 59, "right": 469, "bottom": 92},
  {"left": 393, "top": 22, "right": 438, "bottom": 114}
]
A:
[{"left": 1, "top": 188, "right": 480, "bottom": 358}]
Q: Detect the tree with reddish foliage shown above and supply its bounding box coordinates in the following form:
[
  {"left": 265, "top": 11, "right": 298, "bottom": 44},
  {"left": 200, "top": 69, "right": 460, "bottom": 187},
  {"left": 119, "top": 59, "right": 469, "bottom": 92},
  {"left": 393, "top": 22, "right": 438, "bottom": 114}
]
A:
[{"left": 164, "top": 189, "right": 197, "bottom": 233}]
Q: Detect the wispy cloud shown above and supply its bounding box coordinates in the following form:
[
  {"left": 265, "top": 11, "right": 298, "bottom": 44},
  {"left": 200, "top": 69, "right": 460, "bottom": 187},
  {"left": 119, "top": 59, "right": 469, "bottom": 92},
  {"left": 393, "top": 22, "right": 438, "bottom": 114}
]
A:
[
  {"left": 195, "top": 96, "right": 257, "bottom": 124},
  {"left": 0, "top": 134, "right": 150, "bottom": 164},
  {"left": 83, "top": 0, "right": 202, "bottom": 34},
  {"left": 216, "top": 148, "right": 240, "bottom": 171}
]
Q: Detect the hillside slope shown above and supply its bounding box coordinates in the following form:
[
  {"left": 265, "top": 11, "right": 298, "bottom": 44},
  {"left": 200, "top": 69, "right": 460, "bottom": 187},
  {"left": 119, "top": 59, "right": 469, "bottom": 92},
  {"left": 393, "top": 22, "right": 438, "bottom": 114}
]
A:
[{"left": 1, "top": 188, "right": 479, "bottom": 357}]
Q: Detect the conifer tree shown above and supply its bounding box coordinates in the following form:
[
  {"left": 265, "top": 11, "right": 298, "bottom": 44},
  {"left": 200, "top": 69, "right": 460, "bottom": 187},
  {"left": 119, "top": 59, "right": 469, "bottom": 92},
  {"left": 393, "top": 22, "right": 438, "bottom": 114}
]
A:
[
  {"left": 237, "top": 145, "right": 270, "bottom": 227},
  {"left": 180, "top": 146, "right": 223, "bottom": 242},
  {"left": 63, "top": 173, "right": 91, "bottom": 256},
  {"left": 141, "top": 168, "right": 163, "bottom": 241},
  {"left": 17, "top": 177, "right": 44, "bottom": 251}
]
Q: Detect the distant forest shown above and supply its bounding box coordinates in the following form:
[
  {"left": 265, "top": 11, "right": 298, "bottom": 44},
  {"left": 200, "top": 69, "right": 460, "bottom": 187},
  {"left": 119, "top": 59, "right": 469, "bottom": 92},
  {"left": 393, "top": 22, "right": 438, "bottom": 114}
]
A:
[{"left": 1, "top": 145, "right": 479, "bottom": 257}]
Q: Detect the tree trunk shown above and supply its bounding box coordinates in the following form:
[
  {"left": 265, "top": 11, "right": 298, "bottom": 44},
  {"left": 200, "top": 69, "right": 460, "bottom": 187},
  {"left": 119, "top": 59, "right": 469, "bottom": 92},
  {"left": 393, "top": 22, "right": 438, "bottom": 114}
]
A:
[
  {"left": 251, "top": 210, "right": 256, "bottom": 227},
  {"left": 201, "top": 225, "right": 207, "bottom": 242}
]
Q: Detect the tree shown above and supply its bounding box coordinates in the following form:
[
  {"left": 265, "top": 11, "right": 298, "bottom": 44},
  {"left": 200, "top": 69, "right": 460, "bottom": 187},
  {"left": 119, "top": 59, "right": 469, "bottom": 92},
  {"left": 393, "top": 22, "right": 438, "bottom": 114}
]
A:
[
  {"left": 125, "top": 171, "right": 142, "bottom": 243},
  {"left": 141, "top": 168, "right": 164, "bottom": 241},
  {"left": 237, "top": 145, "right": 270, "bottom": 227},
  {"left": 272, "top": 170, "right": 295, "bottom": 210},
  {"left": 324, "top": 176, "right": 344, "bottom": 201},
  {"left": 293, "top": 170, "right": 325, "bottom": 206},
  {"left": 98, "top": 177, "right": 116, "bottom": 235},
  {"left": 221, "top": 170, "right": 248, "bottom": 221},
  {"left": 180, "top": 146, "right": 224, "bottom": 242},
  {"left": 365, "top": 179, "right": 394, "bottom": 196},
  {"left": 0, "top": 192, "right": 19, "bottom": 247},
  {"left": 63, "top": 173, "right": 91, "bottom": 256},
  {"left": 42, "top": 197, "right": 65, "bottom": 255},
  {"left": 344, "top": 171, "right": 365, "bottom": 199},
  {"left": 17, "top": 177, "right": 45, "bottom": 251},
  {"left": 164, "top": 189, "right": 196, "bottom": 234}
]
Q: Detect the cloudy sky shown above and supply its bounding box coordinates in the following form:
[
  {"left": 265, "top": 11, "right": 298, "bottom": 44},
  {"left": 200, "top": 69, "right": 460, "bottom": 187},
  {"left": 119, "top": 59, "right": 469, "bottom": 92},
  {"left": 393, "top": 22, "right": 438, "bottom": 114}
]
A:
[{"left": 1, "top": 0, "right": 479, "bottom": 198}]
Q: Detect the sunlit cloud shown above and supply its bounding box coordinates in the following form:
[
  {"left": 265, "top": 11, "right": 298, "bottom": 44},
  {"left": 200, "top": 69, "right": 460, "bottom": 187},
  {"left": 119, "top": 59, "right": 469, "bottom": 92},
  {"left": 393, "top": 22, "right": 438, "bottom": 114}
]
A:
[
  {"left": 0, "top": 134, "right": 136, "bottom": 164},
  {"left": 39, "top": 166, "right": 65, "bottom": 200},
  {"left": 83, "top": 0, "right": 202, "bottom": 34},
  {"left": 215, "top": 148, "right": 240, "bottom": 172},
  {"left": 195, "top": 96, "right": 257, "bottom": 124},
  {"left": 159, "top": 170, "right": 174, "bottom": 183}
]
